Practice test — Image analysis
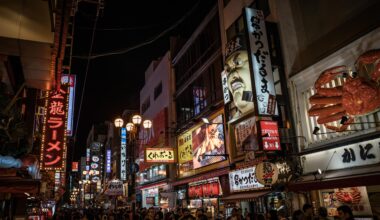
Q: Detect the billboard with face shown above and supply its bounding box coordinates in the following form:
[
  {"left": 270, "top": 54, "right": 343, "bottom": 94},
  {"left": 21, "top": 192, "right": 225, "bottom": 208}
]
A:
[
  {"left": 192, "top": 115, "right": 225, "bottom": 169},
  {"left": 178, "top": 114, "right": 226, "bottom": 171},
  {"left": 223, "top": 35, "right": 255, "bottom": 121}
]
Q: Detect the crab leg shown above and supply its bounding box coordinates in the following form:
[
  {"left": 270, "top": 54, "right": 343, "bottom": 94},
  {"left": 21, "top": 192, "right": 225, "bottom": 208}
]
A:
[
  {"left": 315, "top": 65, "right": 347, "bottom": 89},
  {"left": 316, "top": 87, "right": 343, "bottom": 96},
  {"left": 325, "top": 117, "right": 354, "bottom": 132},
  {"left": 308, "top": 104, "right": 344, "bottom": 116},
  {"left": 309, "top": 96, "right": 342, "bottom": 105},
  {"left": 317, "top": 111, "right": 346, "bottom": 124}
]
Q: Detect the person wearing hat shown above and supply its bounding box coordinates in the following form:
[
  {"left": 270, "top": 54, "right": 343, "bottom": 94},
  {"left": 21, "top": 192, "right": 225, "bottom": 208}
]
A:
[{"left": 224, "top": 34, "right": 254, "bottom": 119}]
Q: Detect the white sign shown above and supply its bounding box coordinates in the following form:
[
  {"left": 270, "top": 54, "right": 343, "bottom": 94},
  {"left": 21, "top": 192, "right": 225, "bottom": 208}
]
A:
[
  {"left": 61, "top": 74, "right": 76, "bottom": 136},
  {"left": 120, "top": 128, "right": 127, "bottom": 181},
  {"left": 302, "top": 138, "right": 380, "bottom": 174},
  {"left": 245, "top": 8, "right": 277, "bottom": 116},
  {"left": 229, "top": 166, "right": 265, "bottom": 192},
  {"left": 221, "top": 70, "right": 231, "bottom": 104},
  {"left": 104, "top": 179, "right": 124, "bottom": 196}
]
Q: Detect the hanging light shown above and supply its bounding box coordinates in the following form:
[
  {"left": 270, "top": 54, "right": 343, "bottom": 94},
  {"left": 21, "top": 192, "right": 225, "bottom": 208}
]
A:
[
  {"left": 126, "top": 122, "right": 134, "bottom": 132},
  {"left": 114, "top": 118, "right": 124, "bottom": 128},
  {"left": 132, "top": 114, "right": 142, "bottom": 125},
  {"left": 143, "top": 119, "right": 152, "bottom": 129}
]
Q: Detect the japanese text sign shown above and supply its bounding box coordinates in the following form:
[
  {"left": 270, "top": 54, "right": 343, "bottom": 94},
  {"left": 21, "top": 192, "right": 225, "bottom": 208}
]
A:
[
  {"left": 120, "top": 127, "right": 127, "bottom": 181},
  {"left": 245, "top": 8, "right": 277, "bottom": 116},
  {"left": 302, "top": 138, "right": 380, "bottom": 174},
  {"left": 61, "top": 74, "right": 76, "bottom": 136},
  {"left": 259, "top": 120, "right": 281, "bottom": 151},
  {"left": 40, "top": 85, "right": 69, "bottom": 171},
  {"left": 221, "top": 70, "right": 231, "bottom": 104},
  {"left": 72, "top": 162, "right": 78, "bottom": 172},
  {"left": 106, "top": 149, "right": 111, "bottom": 173},
  {"left": 145, "top": 148, "right": 175, "bottom": 163},
  {"left": 104, "top": 179, "right": 124, "bottom": 196},
  {"left": 229, "top": 166, "right": 265, "bottom": 192},
  {"left": 178, "top": 131, "right": 193, "bottom": 163}
]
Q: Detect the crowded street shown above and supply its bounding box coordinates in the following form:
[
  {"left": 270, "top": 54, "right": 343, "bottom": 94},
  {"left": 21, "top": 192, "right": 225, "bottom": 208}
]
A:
[{"left": 1, "top": 0, "right": 380, "bottom": 219}]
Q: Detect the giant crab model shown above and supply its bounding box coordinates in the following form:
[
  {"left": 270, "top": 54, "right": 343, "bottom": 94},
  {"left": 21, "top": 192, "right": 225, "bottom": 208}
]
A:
[
  {"left": 308, "top": 49, "right": 380, "bottom": 131},
  {"left": 335, "top": 187, "right": 362, "bottom": 204}
]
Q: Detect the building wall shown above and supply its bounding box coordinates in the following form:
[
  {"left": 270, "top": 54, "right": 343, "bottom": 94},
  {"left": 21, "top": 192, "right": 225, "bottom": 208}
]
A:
[
  {"left": 140, "top": 51, "right": 171, "bottom": 120},
  {"left": 270, "top": 0, "right": 380, "bottom": 76},
  {"left": 0, "top": 0, "right": 53, "bottom": 43}
]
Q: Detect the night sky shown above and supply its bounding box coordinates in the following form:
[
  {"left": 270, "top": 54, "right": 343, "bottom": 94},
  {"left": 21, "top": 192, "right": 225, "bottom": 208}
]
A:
[{"left": 71, "top": 0, "right": 216, "bottom": 160}]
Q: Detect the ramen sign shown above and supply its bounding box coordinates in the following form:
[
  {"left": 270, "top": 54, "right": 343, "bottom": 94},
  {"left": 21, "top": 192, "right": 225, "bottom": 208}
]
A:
[{"left": 255, "top": 162, "right": 279, "bottom": 186}]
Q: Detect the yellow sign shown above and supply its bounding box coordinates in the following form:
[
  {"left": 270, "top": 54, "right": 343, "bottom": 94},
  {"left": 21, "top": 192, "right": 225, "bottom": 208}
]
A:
[
  {"left": 145, "top": 148, "right": 175, "bottom": 163},
  {"left": 178, "top": 131, "right": 193, "bottom": 163}
]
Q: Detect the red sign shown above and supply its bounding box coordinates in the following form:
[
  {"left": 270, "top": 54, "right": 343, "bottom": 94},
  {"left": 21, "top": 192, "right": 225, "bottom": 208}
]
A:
[
  {"left": 72, "top": 162, "right": 79, "bottom": 172},
  {"left": 259, "top": 120, "right": 281, "bottom": 151},
  {"left": 40, "top": 85, "right": 69, "bottom": 171},
  {"left": 188, "top": 178, "right": 221, "bottom": 198}
]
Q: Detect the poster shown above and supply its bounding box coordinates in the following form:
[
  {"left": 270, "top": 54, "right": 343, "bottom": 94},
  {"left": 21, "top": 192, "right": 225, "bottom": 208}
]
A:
[
  {"left": 192, "top": 115, "right": 225, "bottom": 169},
  {"left": 321, "top": 186, "right": 372, "bottom": 216},
  {"left": 233, "top": 116, "right": 258, "bottom": 156},
  {"left": 178, "top": 131, "right": 193, "bottom": 163}
]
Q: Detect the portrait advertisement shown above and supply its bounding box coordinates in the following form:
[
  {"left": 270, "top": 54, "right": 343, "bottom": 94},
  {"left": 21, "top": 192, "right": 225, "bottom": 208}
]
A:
[
  {"left": 230, "top": 116, "right": 259, "bottom": 158},
  {"left": 192, "top": 115, "right": 225, "bottom": 169},
  {"left": 223, "top": 34, "right": 255, "bottom": 121}
]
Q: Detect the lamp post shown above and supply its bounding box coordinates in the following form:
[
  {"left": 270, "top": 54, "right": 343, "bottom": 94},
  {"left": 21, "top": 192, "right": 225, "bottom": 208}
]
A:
[{"left": 125, "top": 114, "right": 152, "bottom": 215}]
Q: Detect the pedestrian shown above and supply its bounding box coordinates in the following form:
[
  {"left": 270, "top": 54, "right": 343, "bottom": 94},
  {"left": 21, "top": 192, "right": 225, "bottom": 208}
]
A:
[
  {"left": 303, "top": 204, "right": 314, "bottom": 220},
  {"left": 337, "top": 205, "right": 354, "bottom": 220},
  {"left": 315, "top": 207, "right": 328, "bottom": 220},
  {"left": 145, "top": 207, "right": 155, "bottom": 220},
  {"left": 155, "top": 211, "right": 164, "bottom": 220},
  {"left": 278, "top": 209, "right": 288, "bottom": 220},
  {"left": 267, "top": 210, "right": 278, "bottom": 220},
  {"left": 292, "top": 210, "right": 304, "bottom": 220},
  {"left": 179, "top": 208, "right": 195, "bottom": 220},
  {"left": 195, "top": 208, "right": 207, "bottom": 220}
]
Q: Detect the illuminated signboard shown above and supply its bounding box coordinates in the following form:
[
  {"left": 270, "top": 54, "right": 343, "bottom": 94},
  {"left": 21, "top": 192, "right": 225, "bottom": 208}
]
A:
[
  {"left": 259, "top": 120, "right": 281, "bottom": 151},
  {"left": 145, "top": 148, "right": 175, "bottom": 163},
  {"left": 188, "top": 177, "right": 221, "bottom": 198},
  {"left": 177, "top": 114, "right": 226, "bottom": 171},
  {"left": 40, "top": 85, "right": 69, "bottom": 171},
  {"left": 192, "top": 115, "right": 225, "bottom": 169},
  {"left": 106, "top": 149, "right": 111, "bottom": 173},
  {"left": 61, "top": 74, "right": 76, "bottom": 136},
  {"left": 245, "top": 8, "right": 277, "bottom": 116},
  {"left": 178, "top": 131, "right": 193, "bottom": 164},
  {"left": 229, "top": 167, "right": 265, "bottom": 192},
  {"left": 72, "top": 162, "right": 78, "bottom": 172},
  {"left": 120, "top": 127, "right": 127, "bottom": 181},
  {"left": 223, "top": 35, "right": 255, "bottom": 121}
]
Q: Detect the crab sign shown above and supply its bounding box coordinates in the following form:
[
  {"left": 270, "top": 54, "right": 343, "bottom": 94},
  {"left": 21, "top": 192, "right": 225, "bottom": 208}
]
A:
[{"left": 308, "top": 49, "right": 380, "bottom": 131}]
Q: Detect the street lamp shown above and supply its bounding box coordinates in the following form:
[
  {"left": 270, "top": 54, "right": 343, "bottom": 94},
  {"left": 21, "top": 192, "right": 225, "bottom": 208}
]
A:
[
  {"left": 125, "top": 114, "right": 152, "bottom": 217},
  {"left": 114, "top": 118, "right": 124, "bottom": 128}
]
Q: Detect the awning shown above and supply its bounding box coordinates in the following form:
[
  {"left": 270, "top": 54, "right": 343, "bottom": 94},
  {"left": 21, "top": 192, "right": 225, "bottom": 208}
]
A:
[
  {"left": 172, "top": 167, "right": 230, "bottom": 186},
  {"left": 0, "top": 179, "right": 40, "bottom": 194},
  {"left": 288, "top": 173, "right": 380, "bottom": 192},
  {"left": 221, "top": 190, "right": 270, "bottom": 202}
]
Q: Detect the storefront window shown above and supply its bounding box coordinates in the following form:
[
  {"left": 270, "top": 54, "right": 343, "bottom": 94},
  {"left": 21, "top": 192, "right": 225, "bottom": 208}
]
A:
[{"left": 138, "top": 165, "right": 168, "bottom": 185}]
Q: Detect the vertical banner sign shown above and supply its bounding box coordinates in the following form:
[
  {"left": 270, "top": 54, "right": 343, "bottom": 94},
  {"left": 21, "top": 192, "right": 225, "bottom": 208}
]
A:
[
  {"left": 106, "top": 149, "right": 111, "bottom": 173},
  {"left": 120, "top": 128, "right": 127, "bottom": 181},
  {"left": 61, "top": 74, "right": 76, "bottom": 136},
  {"left": 259, "top": 120, "right": 281, "bottom": 151},
  {"left": 245, "top": 8, "right": 277, "bottom": 116},
  {"left": 221, "top": 70, "right": 231, "bottom": 104},
  {"left": 178, "top": 131, "right": 193, "bottom": 164},
  {"left": 40, "top": 85, "right": 69, "bottom": 171},
  {"left": 72, "top": 162, "right": 79, "bottom": 172}
]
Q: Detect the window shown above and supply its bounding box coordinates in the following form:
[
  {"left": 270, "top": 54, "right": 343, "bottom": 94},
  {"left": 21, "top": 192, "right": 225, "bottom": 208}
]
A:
[
  {"left": 141, "top": 97, "right": 150, "bottom": 114},
  {"left": 154, "top": 82, "right": 162, "bottom": 100}
]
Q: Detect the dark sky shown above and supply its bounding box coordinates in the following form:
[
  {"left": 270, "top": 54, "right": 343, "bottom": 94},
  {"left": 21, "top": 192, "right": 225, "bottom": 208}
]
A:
[{"left": 71, "top": 0, "right": 216, "bottom": 160}]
